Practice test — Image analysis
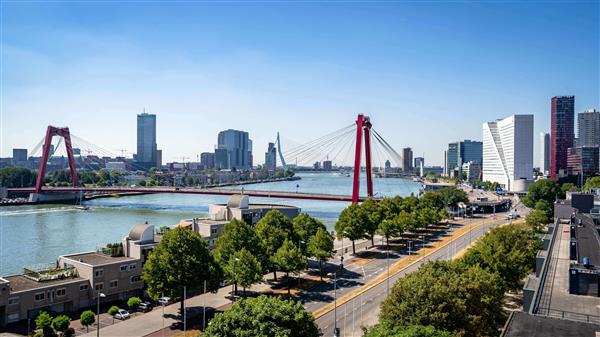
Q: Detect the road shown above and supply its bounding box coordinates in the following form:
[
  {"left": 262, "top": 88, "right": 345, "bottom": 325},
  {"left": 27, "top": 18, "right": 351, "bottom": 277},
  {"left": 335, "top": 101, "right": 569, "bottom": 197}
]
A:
[{"left": 313, "top": 209, "right": 524, "bottom": 337}]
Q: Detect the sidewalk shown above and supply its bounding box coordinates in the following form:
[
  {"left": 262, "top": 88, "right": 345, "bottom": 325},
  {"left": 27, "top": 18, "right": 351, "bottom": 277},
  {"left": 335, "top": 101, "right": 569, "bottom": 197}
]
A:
[{"left": 74, "top": 217, "right": 478, "bottom": 337}]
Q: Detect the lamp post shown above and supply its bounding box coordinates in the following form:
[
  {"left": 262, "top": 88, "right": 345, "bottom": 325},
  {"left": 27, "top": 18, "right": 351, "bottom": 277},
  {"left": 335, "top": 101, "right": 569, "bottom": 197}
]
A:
[
  {"left": 298, "top": 240, "right": 305, "bottom": 288},
  {"left": 232, "top": 257, "right": 239, "bottom": 303},
  {"left": 96, "top": 292, "right": 105, "bottom": 337},
  {"left": 327, "top": 272, "right": 339, "bottom": 337},
  {"left": 161, "top": 292, "right": 165, "bottom": 337}
]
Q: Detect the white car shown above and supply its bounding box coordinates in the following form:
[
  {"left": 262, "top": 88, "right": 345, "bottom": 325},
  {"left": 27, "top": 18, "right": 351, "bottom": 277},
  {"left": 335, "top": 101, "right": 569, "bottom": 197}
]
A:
[
  {"left": 158, "top": 297, "right": 171, "bottom": 306},
  {"left": 114, "top": 309, "right": 130, "bottom": 320}
]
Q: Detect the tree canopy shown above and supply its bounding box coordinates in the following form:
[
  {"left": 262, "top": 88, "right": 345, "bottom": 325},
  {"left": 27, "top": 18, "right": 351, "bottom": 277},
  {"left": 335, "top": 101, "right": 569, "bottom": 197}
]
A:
[
  {"left": 522, "top": 179, "right": 560, "bottom": 207},
  {"left": 307, "top": 227, "right": 334, "bottom": 280},
  {"left": 363, "top": 322, "right": 453, "bottom": 337},
  {"left": 335, "top": 203, "right": 368, "bottom": 254},
  {"left": 142, "top": 227, "right": 222, "bottom": 313},
  {"left": 229, "top": 248, "right": 263, "bottom": 296},
  {"left": 272, "top": 239, "right": 306, "bottom": 294},
  {"left": 584, "top": 176, "right": 600, "bottom": 191},
  {"left": 256, "top": 210, "right": 295, "bottom": 279},
  {"left": 0, "top": 167, "right": 36, "bottom": 188},
  {"left": 380, "top": 261, "right": 505, "bottom": 337},
  {"left": 203, "top": 295, "right": 321, "bottom": 337}
]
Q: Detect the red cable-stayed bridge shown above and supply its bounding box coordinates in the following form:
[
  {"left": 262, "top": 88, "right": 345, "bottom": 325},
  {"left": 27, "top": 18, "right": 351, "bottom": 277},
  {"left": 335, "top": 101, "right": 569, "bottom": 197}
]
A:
[{"left": 8, "top": 114, "right": 406, "bottom": 203}]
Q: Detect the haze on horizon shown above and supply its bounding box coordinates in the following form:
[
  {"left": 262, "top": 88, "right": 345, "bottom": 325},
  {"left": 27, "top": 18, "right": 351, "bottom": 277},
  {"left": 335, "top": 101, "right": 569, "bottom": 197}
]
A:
[{"left": 2, "top": 1, "right": 598, "bottom": 166}]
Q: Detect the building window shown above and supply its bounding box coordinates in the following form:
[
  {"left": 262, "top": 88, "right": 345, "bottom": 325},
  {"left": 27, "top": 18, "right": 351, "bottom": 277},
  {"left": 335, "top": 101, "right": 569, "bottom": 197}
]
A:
[
  {"left": 34, "top": 292, "right": 45, "bottom": 301},
  {"left": 130, "top": 275, "right": 141, "bottom": 283},
  {"left": 56, "top": 288, "right": 66, "bottom": 297},
  {"left": 128, "top": 264, "right": 137, "bottom": 270},
  {"left": 120, "top": 265, "right": 128, "bottom": 272},
  {"left": 95, "top": 269, "right": 104, "bottom": 277},
  {"left": 211, "top": 228, "right": 218, "bottom": 234},
  {"left": 8, "top": 297, "right": 19, "bottom": 305},
  {"left": 109, "top": 280, "right": 118, "bottom": 288},
  {"left": 95, "top": 283, "right": 104, "bottom": 291},
  {"left": 80, "top": 284, "right": 89, "bottom": 291}
]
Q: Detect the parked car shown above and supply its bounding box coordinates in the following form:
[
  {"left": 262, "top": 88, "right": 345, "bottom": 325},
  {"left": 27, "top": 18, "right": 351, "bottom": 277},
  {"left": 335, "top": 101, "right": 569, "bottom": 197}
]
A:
[
  {"left": 114, "top": 309, "right": 130, "bottom": 320},
  {"left": 138, "top": 302, "right": 153, "bottom": 312},
  {"left": 158, "top": 297, "right": 171, "bottom": 306}
]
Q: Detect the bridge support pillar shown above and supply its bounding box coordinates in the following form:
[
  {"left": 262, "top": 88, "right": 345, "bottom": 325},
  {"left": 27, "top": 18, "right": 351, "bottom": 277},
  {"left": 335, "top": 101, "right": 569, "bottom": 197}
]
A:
[
  {"left": 35, "top": 126, "right": 79, "bottom": 193},
  {"left": 351, "top": 114, "right": 374, "bottom": 204}
]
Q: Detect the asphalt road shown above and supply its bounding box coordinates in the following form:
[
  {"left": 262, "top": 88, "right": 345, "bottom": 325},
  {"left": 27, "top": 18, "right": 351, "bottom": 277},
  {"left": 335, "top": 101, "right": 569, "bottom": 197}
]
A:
[{"left": 312, "top": 208, "right": 524, "bottom": 337}]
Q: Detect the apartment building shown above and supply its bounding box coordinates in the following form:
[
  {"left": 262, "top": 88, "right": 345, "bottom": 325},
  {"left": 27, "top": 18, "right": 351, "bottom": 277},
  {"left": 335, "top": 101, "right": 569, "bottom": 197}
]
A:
[{"left": 0, "top": 224, "right": 158, "bottom": 327}]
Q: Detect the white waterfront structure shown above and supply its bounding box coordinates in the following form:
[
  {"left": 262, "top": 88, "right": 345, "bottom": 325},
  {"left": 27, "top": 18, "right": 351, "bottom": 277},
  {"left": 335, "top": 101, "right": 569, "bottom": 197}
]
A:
[{"left": 482, "top": 114, "right": 534, "bottom": 192}]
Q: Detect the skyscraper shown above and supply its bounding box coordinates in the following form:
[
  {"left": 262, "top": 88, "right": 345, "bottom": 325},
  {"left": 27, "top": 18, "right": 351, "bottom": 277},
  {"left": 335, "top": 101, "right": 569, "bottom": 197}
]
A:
[
  {"left": 539, "top": 132, "right": 550, "bottom": 176},
  {"left": 216, "top": 129, "right": 252, "bottom": 170},
  {"left": 444, "top": 140, "right": 482, "bottom": 176},
  {"left": 550, "top": 96, "right": 575, "bottom": 180},
  {"left": 483, "top": 115, "right": 534, "bottom": 191},
  {"left": 264, "top": 142, "right": 277, "bottom": 172},
  {"left": 567, "top": 146, "right": 599, "bottom": 187},
  {"left": 200, "top": 152, "right": 215, "bottom": 170},
  {"left": 12, "top": 149, "right": 27, "bottom": 165},
  {"left": 136, "top": 112, "right": 157, "bottom": 170},
  {"left": 578, "top": 108, "right": 600, "bottom": 147},
  {"left": 402, "top": 148, "right": 413, "bottom": 173},
  {"left": 414, "top": 157, "right": 424, "bottom": 177}
]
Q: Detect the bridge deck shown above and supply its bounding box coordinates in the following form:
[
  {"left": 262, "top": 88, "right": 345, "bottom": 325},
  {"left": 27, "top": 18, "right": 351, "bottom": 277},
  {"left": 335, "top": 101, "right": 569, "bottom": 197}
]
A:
[{"left": 8, "top": 187, "right": 375, "bottom": 202}]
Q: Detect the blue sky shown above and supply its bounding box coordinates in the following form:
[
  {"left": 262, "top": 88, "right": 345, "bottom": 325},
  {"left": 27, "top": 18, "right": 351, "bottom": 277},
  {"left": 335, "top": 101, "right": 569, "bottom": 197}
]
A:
[{"left": 2, "top": 1, "right": 598, "bottom": 166}]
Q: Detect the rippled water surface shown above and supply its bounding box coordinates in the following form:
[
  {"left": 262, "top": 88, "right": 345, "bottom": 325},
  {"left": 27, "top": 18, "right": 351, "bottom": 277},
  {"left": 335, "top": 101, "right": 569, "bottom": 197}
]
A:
[{"left": 0, "top": 172, "right": 420, "bottom": 275}]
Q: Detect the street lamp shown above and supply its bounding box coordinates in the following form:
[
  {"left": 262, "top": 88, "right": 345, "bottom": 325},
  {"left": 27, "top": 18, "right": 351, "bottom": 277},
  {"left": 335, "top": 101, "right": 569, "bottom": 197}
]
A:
[
  {"left": 232, "top": 257, "right": 239, "bottom": 302},
  {"left": 96, "top": 292, "right": 105, "bottom": 337},
  {"left": 327, "top": 272, "right": 339, "bottom": 337}
]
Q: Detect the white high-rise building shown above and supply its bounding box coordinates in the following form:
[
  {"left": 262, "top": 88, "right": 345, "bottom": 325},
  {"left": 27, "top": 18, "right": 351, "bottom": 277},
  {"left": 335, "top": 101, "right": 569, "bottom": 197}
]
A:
[
  {"left": 482, "top": 115, "right": 534, "bottom": 191},
  {"left": 539, "top": 132, "right": 550, "bottom": 176}
]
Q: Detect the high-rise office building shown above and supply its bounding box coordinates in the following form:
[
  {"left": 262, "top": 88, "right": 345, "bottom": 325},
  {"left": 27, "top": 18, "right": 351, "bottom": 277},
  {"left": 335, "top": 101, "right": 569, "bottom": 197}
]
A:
[
  {"left": 550, "top": 96, "right": 575, "bottom": 180},
  {"left": 539, "top": 132, "right": 550, "bottom": 176},
  {"left": 445, "top": 143, "right": 459, "bottom": 176},
  {"left": 445, "top": 140, "right": 482, "bottom": 176},
  {"left": 264, "top": 142, "right": 277, "bottom": 172},
  {"left": 214, "top": 148, "right": 228, "bottom": 169},
  {"left": 216, "top": 129, "right": 252, "bottom": 170},
  {"left": 414, "top": 157, "right": 424, "bottom": 177},
  {"left": 402, "top": 148, "right": 413, "bottom": 173},
  {"left": 200, "top": 152, "right": 215, "bottom": 170},
  {"left": 322, "top": 160, "right": 332, "bottom": 171},
  {"left": 136, "top": 112, "right": 157, "bottom": 170},
  {"left": 567, "top": 146, "right": 599, "bottom": 187},
  {"left": 156, "top": 149, "right": 162, "bottom": 169},
  {"left": 483, "top": 115, "right": 534, "bottom": 191},
  {"left": 12, "top": 149, "right": 27, "bottom": 165},
  {"left": 578, "top": 108, "right": 600, "bottom": 147}
]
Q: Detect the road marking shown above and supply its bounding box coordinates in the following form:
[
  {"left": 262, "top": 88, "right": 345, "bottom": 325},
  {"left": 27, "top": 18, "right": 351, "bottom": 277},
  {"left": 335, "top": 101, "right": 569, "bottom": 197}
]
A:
[{"left": 312, "top": 217, "right": 502, "bottom": 319}]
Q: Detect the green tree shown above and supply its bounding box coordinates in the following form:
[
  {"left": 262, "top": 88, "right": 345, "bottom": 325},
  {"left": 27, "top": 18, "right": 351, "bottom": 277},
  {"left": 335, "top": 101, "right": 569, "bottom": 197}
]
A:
[
  {"left": 293, "top": 213, "right": 327, "bottom": 254},
  {"left": 272, "top": 239, "right": 306, "bottom": 294},
  {"left": 522, "top": 179, "right": 560, "bottom": 207},
  {"left": 436, "top": 187, "right": 468, "bottom": 207},
  {"left": 127, "top": 296, "right": 142, "bottom": 311},
  {"left": 0, "top": 167, "right": 36, "bottom": 188},
  {"left": 307, "top": 227, "right": 334, "bottom": 280},
  {"left": 378, "top": 218, "right": 401, "bottom": 248},
  {"left": 460, "top": 224, "right": 541, "bottom": 291},
  {"left": 35, "top": 311, "right": 55, "bottom": 337},
  {"left": 534, "top": 199, "right": 553, "bottom": 219},
  {"left": 108, "top": 306, "right": 119, "bottom": 316},
  {"left": 525, "top": 209, "right": 549, "bottom": 233},
  {"left": 51, "top": 315, "right": 71, "bottom": 335},
  {"left": 363, "top": 322, "right": 453, "bottom": 337},
  {"left": 584, "top": 176, "right": 600, "bottom": 191},
  {"left": 560, "top": 182, "right": 579, "bottom": 197},
  {"left": 335, "top": 203, "right": 367, "bottom": 254},
  {"left": 203, "top": 295, "right": 321, "bottom": 337},
  {"left": 214, "top": 219, "right": 265, "bottom": 274},
  {"left": 256, "top": 210, "right": 294, "bottom": 280},
  {"left": 380, "top": 261, "right": 505, "bottom": 337},
  {"left": 79, "top": 310, "right": 95, "bottom": 332},
  {"left": 362, "top": 198, "right": 384, "bottom": 247},
  {"left": 142, "top": 227, "right": 222, "bottom": 314},
  {"left": 229, "top": 248, "right": 263, "bottom": 296}
]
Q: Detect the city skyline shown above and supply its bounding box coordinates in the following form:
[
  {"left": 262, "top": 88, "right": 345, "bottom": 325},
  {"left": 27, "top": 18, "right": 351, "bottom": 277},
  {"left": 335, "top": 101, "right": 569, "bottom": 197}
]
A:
[{"left": 2, "top": 2, "right": 599, "bottom": 165}]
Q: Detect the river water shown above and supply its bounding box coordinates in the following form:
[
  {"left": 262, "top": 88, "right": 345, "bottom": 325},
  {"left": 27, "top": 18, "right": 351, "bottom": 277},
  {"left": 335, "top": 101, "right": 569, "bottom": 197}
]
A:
[{"left": 0, "top": 172, "right": 420, "bottom": 275}]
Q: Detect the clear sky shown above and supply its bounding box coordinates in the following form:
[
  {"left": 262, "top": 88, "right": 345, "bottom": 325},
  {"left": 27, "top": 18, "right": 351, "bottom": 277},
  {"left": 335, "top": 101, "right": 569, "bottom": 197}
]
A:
[{"left": 2, "top": 1, "right": 598, "bottom": 166}]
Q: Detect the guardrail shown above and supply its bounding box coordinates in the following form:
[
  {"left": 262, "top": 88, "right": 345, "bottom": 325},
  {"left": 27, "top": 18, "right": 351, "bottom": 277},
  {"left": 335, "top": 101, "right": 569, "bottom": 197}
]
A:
[
  {"left": 536, "top": 306, "right": 600, "bottom": 325},
  {"left": 530, "top": 218, "right": 560, "bottom": 315}
]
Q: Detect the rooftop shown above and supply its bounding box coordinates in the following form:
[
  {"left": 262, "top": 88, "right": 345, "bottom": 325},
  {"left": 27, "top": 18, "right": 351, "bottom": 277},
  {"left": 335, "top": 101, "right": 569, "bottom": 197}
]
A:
[
  {"left": 6, "top": 274, "right": 86, "bottom": 293},
  {"left": 502, "top": 311, "right": 600, "bottom": 337},
  {"left": 62, "top": 252, "right": 136, "bottom": 266}
]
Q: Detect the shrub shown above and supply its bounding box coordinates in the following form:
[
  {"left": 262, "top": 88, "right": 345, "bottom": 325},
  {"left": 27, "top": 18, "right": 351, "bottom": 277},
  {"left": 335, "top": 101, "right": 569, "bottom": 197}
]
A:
[
  {"left": 127, "top": 296, "right": 142, "bottom": 310},
  {"left": 51, "top": 315, "right": 70, "bottom": 333},
  {"left": 108, "top": 305, "right": 120, "bottom": 316}
]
